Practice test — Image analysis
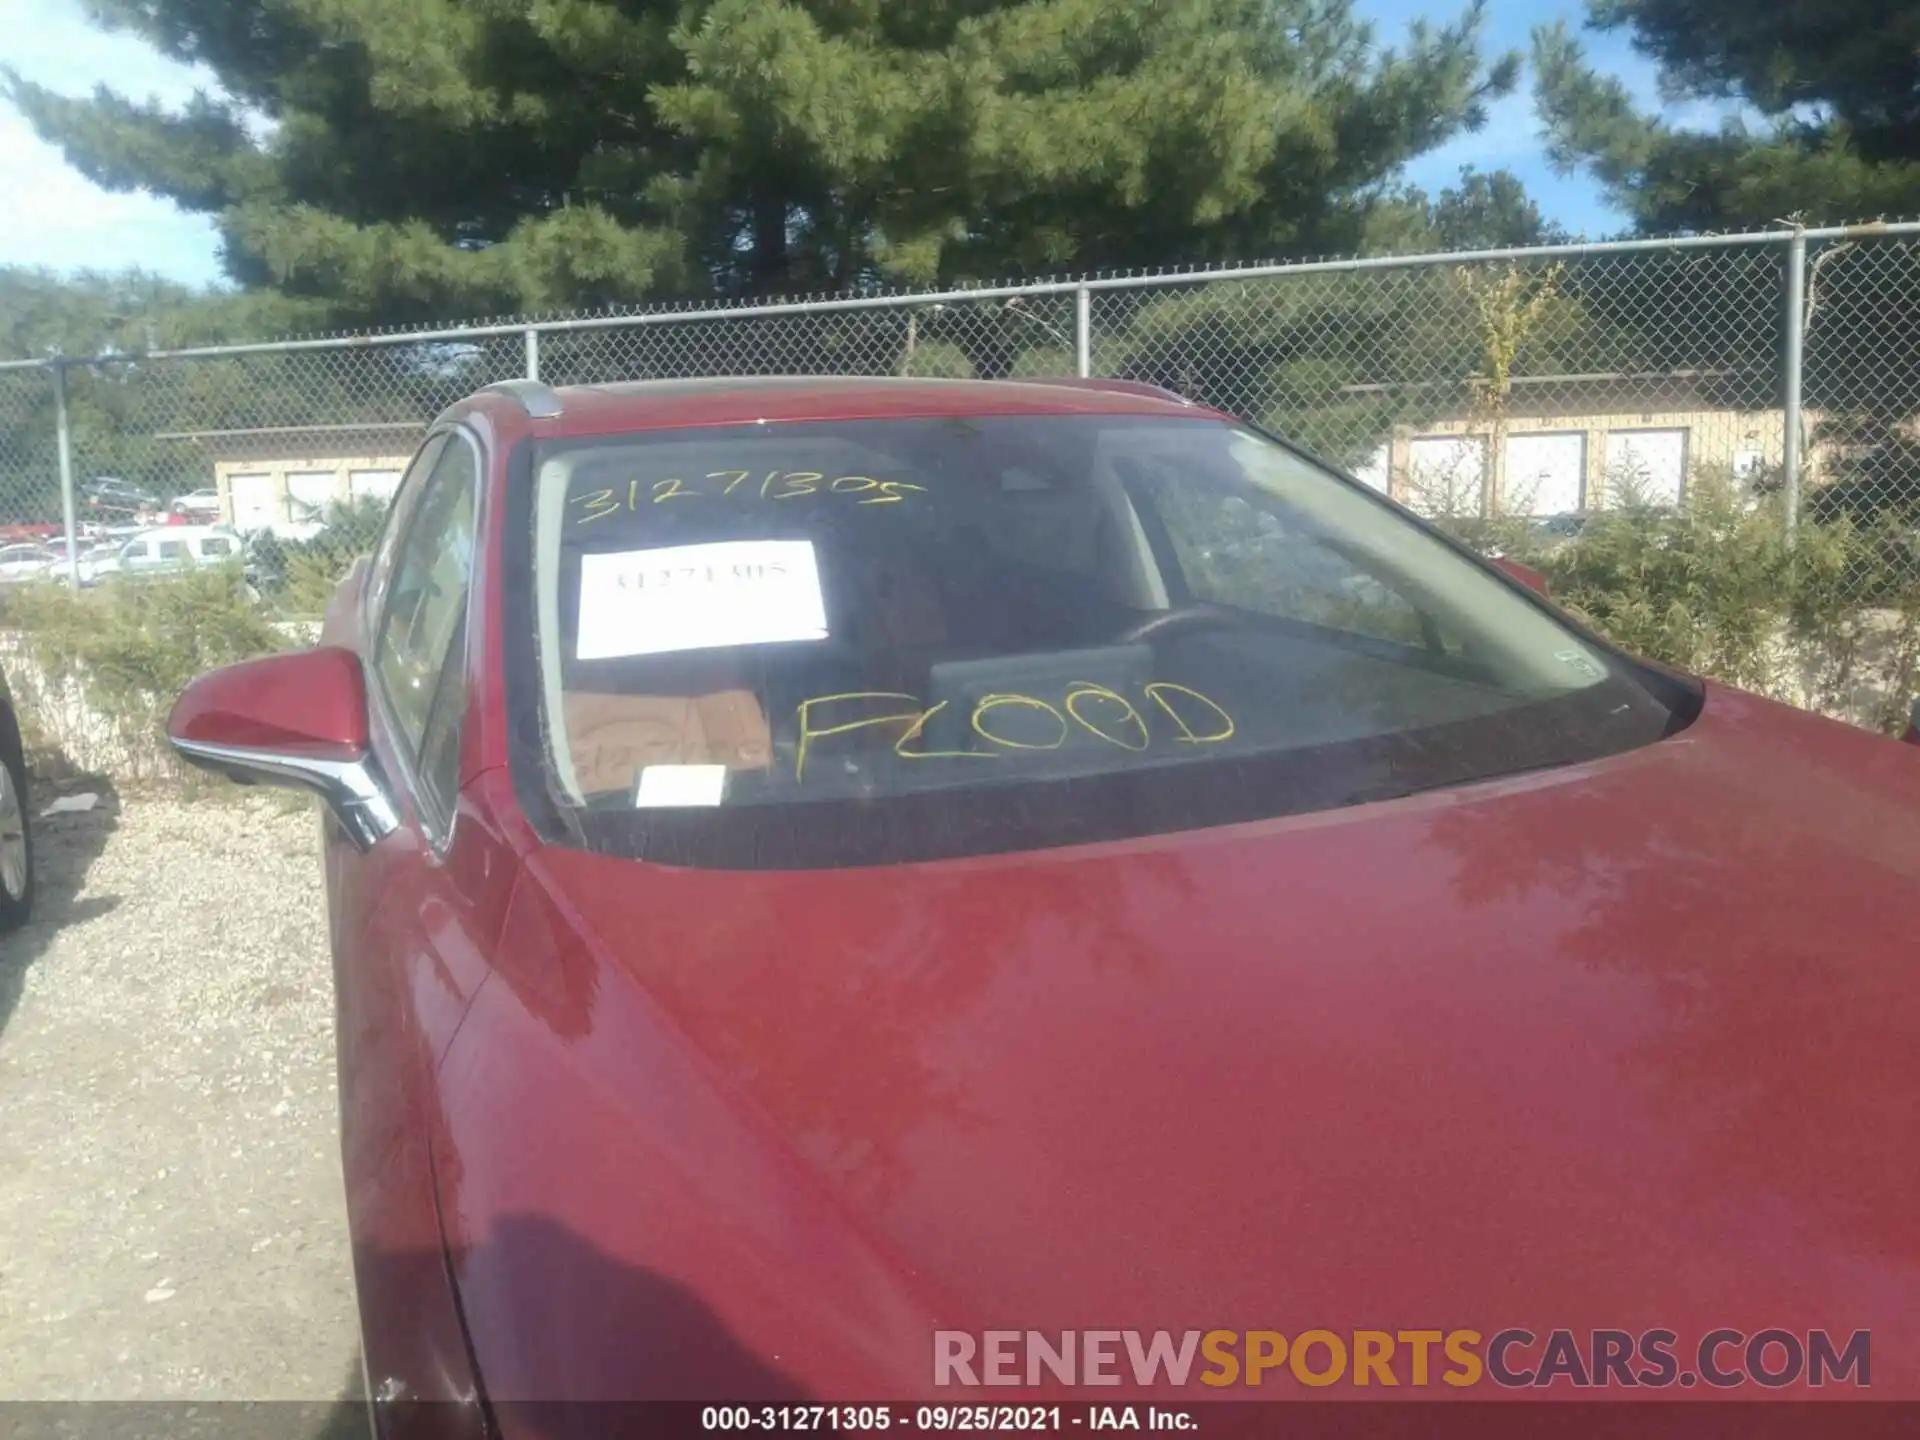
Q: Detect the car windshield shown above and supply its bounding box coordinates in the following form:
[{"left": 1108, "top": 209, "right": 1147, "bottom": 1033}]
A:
[{"left": 510, "top": 412, "right": 1691, "bottom": 867}]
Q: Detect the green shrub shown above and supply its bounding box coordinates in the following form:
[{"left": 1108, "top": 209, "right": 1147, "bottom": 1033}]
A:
[
  {"left": 1434, "top": 470, "right": 1920, "bottom": 733},
  {"left": 250, "top": 492, "right": 387, "bottom": 618},
  {"left": 274, "top": 549, "right": 350, "bottom": 620},
  {"left": 1009, "top": 345, "right": 1077, "bottom": 378},
  {"left": 0, "top": 566, "right": 290, "bottom": 776},
  {"left": 1537, "top": 475, "right": 1791, "bottom": 692},
  {"left": 1786, "top": 511, "right": 1920, "bottom": 730},
  {"left": 898, "top": 338, "right": 976, "bottom": 379}
]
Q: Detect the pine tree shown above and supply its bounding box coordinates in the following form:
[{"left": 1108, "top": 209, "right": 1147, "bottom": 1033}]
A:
[
  {"left": 1533, "top": 3, "right": 1920, "bottom": 531},
  {"left": 1532, "top": 2, "right": 1920, "bottom": 232},
  {"left": 6, "top": 0, "right": 1517, "bottom": 323}
]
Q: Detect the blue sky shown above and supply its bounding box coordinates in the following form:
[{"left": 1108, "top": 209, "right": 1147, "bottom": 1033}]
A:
[
  {"left": 1363, "top": 0, "right": 1637, "bottom": 235},
  {"left": 0, "top": 0, "right": 1705, "bottom": 289},
  {"left": 1359, "top": 0, "right": 1749, "bottom": 238}
]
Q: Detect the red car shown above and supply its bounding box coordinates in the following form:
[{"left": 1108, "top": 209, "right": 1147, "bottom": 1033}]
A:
[{"left": 168, "top": 378, "right": 1919, "bottom": 1431}]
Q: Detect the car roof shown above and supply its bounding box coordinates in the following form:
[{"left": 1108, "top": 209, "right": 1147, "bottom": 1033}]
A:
[
  {"left": 129, "top": 525, "right": 235, "bottom": 541},
  {"left": 471, "top": 375, "right": 1214, "bottom": 437}
]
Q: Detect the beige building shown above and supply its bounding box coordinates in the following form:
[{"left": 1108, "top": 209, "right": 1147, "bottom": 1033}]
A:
[
  {"left": 156, "top": 389, "right": 1828, "bottom": 527},
  {"left": 156, "top": 424, "right": 422, "bottom": 532},
  {"left": 1342, "top": 373, "right": 1794, "bottom": 517}
]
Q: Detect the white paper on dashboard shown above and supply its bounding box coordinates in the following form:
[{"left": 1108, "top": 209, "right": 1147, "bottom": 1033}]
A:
[
  {"left": 575, "top": 539, "right": 829, "bottom": 660},
  {"left": 635, "top": 763, "right": 728, "bottom": 808}
]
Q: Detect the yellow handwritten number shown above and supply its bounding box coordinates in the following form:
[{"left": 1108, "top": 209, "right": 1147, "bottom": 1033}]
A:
[
  {"left": 573, "top": 488, "right": 620, "bottom": 524},
  {"left": 772, "top": 471, "right": 822, "bottom": 500},
  {"left": 859, "top": 480, "right": 928, "bottom": 505}
]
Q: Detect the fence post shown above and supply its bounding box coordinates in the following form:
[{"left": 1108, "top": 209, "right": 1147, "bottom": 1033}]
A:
[
  {"left": 50, "top": 358, "right": 80, "bottom": 588},
  {"left": 1074, "top": 286, "right": 1091, "bottom": 378},
  {"left": 524, "top": 327, "right": 541, "bottom": 382},
  {"left": 1781, "top": 231, "right": 1807, "bottom": 544}
]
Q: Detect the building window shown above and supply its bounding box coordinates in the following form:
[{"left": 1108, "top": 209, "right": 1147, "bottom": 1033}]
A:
[
  {"left": 1405, "top": 435, "right": 1487, "bottom": 518},
  {"left": 1504, "top": 432, "right": 1588, "bottom": 516},
  {"left": 1605, "top": 429, "right": 1688, "bottom": 506},
  {"left": 286, "top": 470, "right": 341, "bottom": 525}
]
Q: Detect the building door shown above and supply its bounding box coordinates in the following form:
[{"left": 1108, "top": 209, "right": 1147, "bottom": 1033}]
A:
[
  {"left": 1406, "top": 435, "right": 1487, "bottom": 517},
  {"left": 287, "top": 470, "right": 341, "bottom": 528},
  {"left": 1605, "top": 429, "right": 1688, "bottom": 506},
  {"left": 228, "top": 473, "right": 276, "bottom": 533},
  {"left": 1505, "top": 432, "right": 1587, "bottom": 515}
]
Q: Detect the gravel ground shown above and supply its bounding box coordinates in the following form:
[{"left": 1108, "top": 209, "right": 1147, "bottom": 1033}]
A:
[{"left": 0, "top": 780, "right": 362, "bottom": 1411}]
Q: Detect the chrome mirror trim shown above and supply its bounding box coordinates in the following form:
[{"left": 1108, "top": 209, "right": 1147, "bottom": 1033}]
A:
[{"left": 170, "top": 735, "right": 400, "bottom": 851}]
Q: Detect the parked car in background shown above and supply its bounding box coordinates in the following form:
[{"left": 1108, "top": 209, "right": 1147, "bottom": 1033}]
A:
[
  {"left": 82, "top": 476, "right": 153, "bottom": 514},
  {"left": 40, "top": 537, "right": 100, "bottom": 579},
  {"left": 89, "top": 525, "right": 246, "bottom": 581},
  {"left": 0, "top": 665, "right": 30, "bottom": 931},
  {"left": 1529, "top": 511, "right": 1590, "bottom": 545},
  {"left": 171, "top": 488, "right": 223, "bottom": 519},
  {"left": 167, "top": 377, "right": 1920, "bottom": 1412},
  {"left": 0, "top": 544, "right": 55, "bottom": 584}
]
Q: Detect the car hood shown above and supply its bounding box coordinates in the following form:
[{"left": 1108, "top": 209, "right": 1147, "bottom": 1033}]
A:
[{"left": 527, "top": 684, "right": 1920, "bottom": 1393}]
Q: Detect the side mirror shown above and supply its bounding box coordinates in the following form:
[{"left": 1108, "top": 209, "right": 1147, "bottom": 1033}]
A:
[
  {"left": 166, "top": 646, "right": 398, "bottom": 850},
  {"left": 1490, "top": 555, "right": 1550, "bottom": 598}
]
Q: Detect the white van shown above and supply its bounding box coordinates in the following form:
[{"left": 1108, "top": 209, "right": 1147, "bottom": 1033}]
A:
[{"left": 89, "top": 526, "right": 246, "bottom": 581}]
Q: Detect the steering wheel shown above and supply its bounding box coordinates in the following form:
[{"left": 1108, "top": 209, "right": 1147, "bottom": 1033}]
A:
[{"left": 1115, "top": 603, "right": 1247, "bottom": 646}]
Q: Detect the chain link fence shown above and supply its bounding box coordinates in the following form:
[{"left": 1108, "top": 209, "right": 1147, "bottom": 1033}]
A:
[{"left": 2, "top": 223, "right": 1918, "bottom": 734}]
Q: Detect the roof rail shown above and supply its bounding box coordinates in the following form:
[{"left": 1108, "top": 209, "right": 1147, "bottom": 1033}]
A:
[
  {"left": 1020, "top": 377, "right": 1195, "bottom": 406},
  {"left": 479, "top": 378, "right": 565, "bottom": 418}
]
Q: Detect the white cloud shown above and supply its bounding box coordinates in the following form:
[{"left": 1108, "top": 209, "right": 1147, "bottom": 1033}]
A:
[
  {"left": 1, "top": 0, "right": 215, "bottom": 103},
  {"left": 0, "top": 0, "right": 226, "bottom": 284},
  {"left": 1413, "top": 90, "right": 1541, "bottom": 172},
  {"left": 0, "top": 108, "right": 227, "bottom": 282}
]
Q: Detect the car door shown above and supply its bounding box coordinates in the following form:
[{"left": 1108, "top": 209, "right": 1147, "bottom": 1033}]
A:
[
  {"left": 321, "top": 425, "right": 506, "bottom": 1411},
  {"left": 0, "top": 547, "right": 42, "bottom": 581},
  {"left": 153, "top": 537, "right": 191, "bottom": 574},
  {"left": 317, "top": 432, "right": 445, "bottom": 945}
]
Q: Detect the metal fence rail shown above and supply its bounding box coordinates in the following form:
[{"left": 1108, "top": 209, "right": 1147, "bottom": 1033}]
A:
[{"left": 1, "top": 221, "right": 1918, "bottom": 609}]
